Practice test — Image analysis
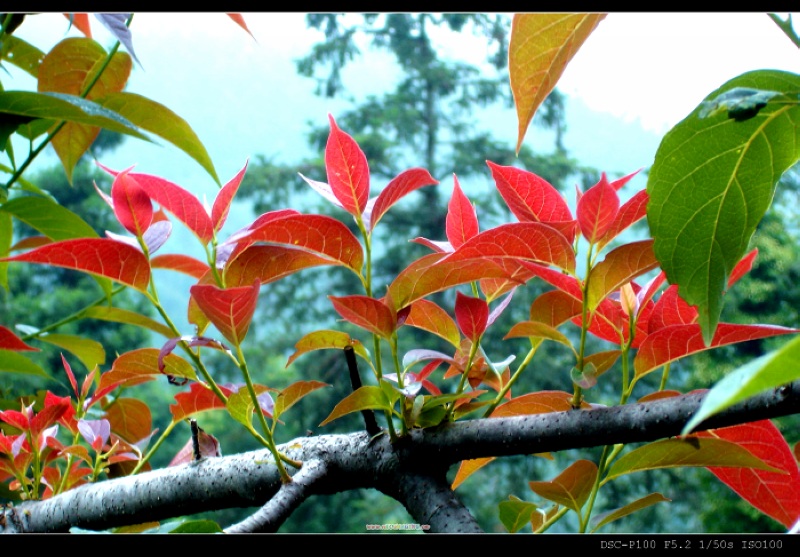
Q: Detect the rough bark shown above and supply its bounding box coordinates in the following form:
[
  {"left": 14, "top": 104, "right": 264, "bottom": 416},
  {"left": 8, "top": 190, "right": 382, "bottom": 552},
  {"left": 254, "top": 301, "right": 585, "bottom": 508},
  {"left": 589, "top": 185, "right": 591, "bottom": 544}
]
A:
[{"left": 2, "top": 381, "right": 798, "bottom": 533}]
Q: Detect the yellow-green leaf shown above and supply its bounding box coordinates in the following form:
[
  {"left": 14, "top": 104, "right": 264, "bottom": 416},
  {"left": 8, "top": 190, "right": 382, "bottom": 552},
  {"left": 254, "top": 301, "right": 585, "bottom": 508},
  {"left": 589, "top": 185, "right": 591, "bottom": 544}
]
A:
[
  {"left": 82, "top": 306, "right": 174, "bottom": 338},
  {"left": 591, "top": 493, "right": 671, "bottom": 532},
  {"left": 605, "top": 437, "right": 781, "bottom": 482},
  {"left": 509, "top": 13, "right": 605, "bottom": 153},
  {"left": 97, "top": 92, "right": 220, "bottom": 185},
  {"left": 0, "top": 349, "right": 49, "bottom": 378},
  {"left": 274, "top": 380, "right": 330, "bottom": 420},
  {"left": 319, "top": 386, "right": 389, "bottom": 427},
  {"left": 38, "top": 333, "right": 105, "bottom": 370}
]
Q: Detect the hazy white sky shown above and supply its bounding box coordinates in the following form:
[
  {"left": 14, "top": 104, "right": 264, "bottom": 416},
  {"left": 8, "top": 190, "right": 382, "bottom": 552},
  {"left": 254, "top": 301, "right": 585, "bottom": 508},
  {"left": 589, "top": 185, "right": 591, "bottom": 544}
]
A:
[{"left": 12, "top": 12, "right": 800, "bottom": 193}]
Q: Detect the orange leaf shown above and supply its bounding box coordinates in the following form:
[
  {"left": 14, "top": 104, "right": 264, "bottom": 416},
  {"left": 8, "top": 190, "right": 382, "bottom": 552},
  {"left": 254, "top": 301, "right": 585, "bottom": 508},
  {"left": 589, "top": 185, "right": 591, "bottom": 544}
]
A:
[
  {"left": 232, "top": 214, "right": 364, "bottom": 276},
  {"left": 510, "top": 13, "right": 605, "bottom": 152},
  {"left": 329, "top": 295, "right": 395, "bottom": 339},
  {"left": 223, "top": 245, "right": 331, "bottom": 287},
  {"left": 39, "top": 38, "right": 131, "bottom": 182},
  {"left": 529, "top": 459, "right": 598, "bottom": 513},
  {"left": 586, "top": 240, "right": 659, "bottom": 310},
  {"left": 452, "top": 457, "right": 495, "bottom": 490},
  {"left": 170, "top": 383, "right": 234, "bottom": 423},
  {"left": 105, "top": 398, "right": 152, "bottom": 444},
  {"left": 405, "top": 299, "right": 461, "bottom": 348}
]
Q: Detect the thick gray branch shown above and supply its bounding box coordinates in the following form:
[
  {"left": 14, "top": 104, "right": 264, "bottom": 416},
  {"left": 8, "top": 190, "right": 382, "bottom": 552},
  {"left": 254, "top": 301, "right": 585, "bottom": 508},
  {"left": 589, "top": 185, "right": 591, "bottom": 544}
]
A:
[
  {"left": 3, "top": 381, "right": 799, "bottom": 533},
  {"left": 225, "top": 459, "right": 328, "bottom": 533}
]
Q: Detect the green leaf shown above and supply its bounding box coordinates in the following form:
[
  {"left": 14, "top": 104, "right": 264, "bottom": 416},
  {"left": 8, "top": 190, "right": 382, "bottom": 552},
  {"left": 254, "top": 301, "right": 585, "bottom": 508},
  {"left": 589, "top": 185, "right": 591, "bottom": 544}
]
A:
[
  {"left": 168, "top": 520, "right": 223, "bottom": 534},
  {"left": 683, "top": 335, "right": 800, "bottom": 434},
  {"left": 498, "top": 496, "right": 538, "bottom": 533},
  {"left": 647, "top": 70, "right": 800, "bottom": 343},
  {"left": 82, "top": 306, "right": 174, "bottom": 338},
  {"left": 0, "top": 211, "right": 10, "bottom": 290},
  {"left": 0, "top": 349, "right": 49, "bottom": 377},
  {"left": 0, "top": 35, "right": 44, "bottom": 78},
  {"left": 0, "top": 196, "right": 98, "bottom": 240},
  {"left": 605, "top": 437, "right": 781, "bottom": 482},
  {"left": 37, "top": 333, "right": 105, "bottom": 371},
  {"left": 591, "top": 493, "right": 671, "bottom": 532},
  {"left": 97, "top": 92, "right": 220, "bottom": 185},
  {"left": 0, "top": 91, "right": 149, "bottom": 140},
  {"left": 273, "top": 380, "right": 329, "bottom": 421},
  {"left": 319, "top": 386, "right": 390, "bottom": 427}
]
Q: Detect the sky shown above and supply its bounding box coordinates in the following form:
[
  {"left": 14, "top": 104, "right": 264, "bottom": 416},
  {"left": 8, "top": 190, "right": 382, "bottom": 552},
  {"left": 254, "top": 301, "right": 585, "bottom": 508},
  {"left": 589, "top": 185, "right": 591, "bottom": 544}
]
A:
[
  {"left": 12, "top": 12, "right": 800, "bottom": 196},
  {"left": 8, "top": 12, "right": 800, "bottom": 328}
]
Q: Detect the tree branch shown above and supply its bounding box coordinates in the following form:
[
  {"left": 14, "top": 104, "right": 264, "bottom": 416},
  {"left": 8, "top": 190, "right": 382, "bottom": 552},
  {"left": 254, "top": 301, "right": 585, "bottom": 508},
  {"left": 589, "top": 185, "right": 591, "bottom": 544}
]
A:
[
  {"left": 4, "top": 381, "right": 798, "bottom": 533},
  {"left": 225, "top": 459, "right": 328, "bottom": 533}
]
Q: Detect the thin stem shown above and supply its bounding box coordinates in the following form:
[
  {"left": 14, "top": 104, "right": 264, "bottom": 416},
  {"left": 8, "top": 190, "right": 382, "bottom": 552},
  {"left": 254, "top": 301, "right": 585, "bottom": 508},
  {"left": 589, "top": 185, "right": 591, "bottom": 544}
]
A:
[
  {"left": 130, "top": 420, "right": 178, "bottom": 475},
  {"left": 768, "top": 13, "right": 800, "bottom": 48},
  {"left": 573, "top": 244, "right": 595, "bottom": 407},
  {"left": 482, "top": 344, "right": 538, "bottom": 418},
  {"left": 236, "top": 345, "right": 294, "bottom": 482},
  {"left": 18, "top": 285, "right": 127, "bottom": 342}
]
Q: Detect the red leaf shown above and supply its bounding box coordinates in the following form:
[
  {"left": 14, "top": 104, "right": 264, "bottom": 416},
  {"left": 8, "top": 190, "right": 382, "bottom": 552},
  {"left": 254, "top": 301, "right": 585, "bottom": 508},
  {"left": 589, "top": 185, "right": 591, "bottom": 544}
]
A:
[
  {"left": 645, "top": 285, "right": 698, "bottom": 333},
  {"left": 366, "top": 168, "right": 438, "bottom": 231},
  {"left": 170, "top": 383, "right": 234, "bottom": 423},
  {"left": 0, "top": 326, "right": 38, "bottom": 351},
  {"left": 634, "top": 323, "right": 800, "bottom": 377},
  {"left": 229, "top": 214, "right": 363, "bottom": 276},
  {"left": 577, "top": 173, "right": 619, "bottom": 243},
  {"left": 455, "top": 292, "right": 489, "bottom": 343},
  {"left": 728, "top": 248, "right": 758, "bottom": 288},
  {"left": 596, "top": 189, "right": 649, "bottom": 249},
  {"left": 226, "top": 13, "right": 253, "bottom": 37},
  {"left": 223, "top": 245, "right": 331, "bottom": 287},
  {"left": 487, "top": 161, "right": 574, "bottom": 242},
  {"left": 98, "top": 164, "right": 213, "bottom": 244},
  {"left": 212, "top": 160, "right": 248, "bottom": 232},
  {"left": 0, "top": 238, "right": 151, "bottom": 291},
  {"left": 446, "top": 175, "right": 479, "bottom": 249},
  {"left": 387, "top": 253, "right": 511, "bottom": 311},
  {"left": 150, "top": 254, "right": 209, "bottom": 279},
  {"left": 325, "top": 114, "right": 369, "bottom": 217},
  {"left": 329, "top": 295, "right": 395, "bottom": 339},
  {"left": 443, "top": 223, "right": 575, "bottom": 273},
  {"left": 64, "top": 13, "right": 92, "bottom": 37},
  {"left": 522, "top": 262, "right": 583, "bottom": 299},
  {"left": 111, "top": 170, "right": 153, "bottom": 237},
  {"left": 405, "top": 299, "right": 461, "bottom": 347},
  {"left": 190, "top": 281, "right": 261, "bottom": 345},
  {"left": 697, "top": 421, "right": 800, "bottom": 528}
]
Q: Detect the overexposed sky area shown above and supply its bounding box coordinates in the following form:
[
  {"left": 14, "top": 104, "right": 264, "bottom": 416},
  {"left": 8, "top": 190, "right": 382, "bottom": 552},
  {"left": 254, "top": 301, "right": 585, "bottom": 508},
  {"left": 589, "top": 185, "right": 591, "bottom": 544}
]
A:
[{"left": 11, "top": 12, "right": 800, "bottom": 191}]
